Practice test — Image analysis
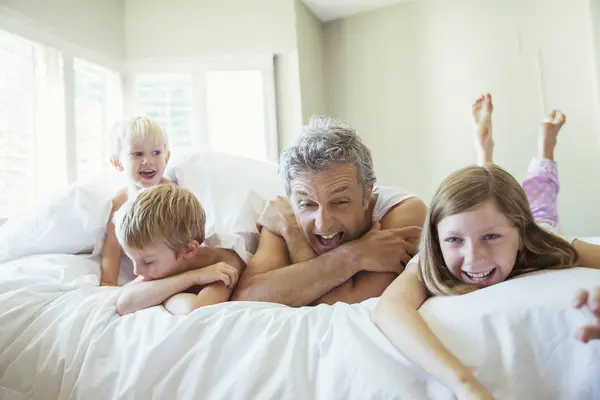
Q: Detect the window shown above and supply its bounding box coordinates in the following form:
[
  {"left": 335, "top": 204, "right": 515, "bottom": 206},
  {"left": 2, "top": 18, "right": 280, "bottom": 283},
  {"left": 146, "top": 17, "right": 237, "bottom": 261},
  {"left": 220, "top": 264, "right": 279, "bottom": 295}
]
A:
[
  {"left": 74, "top": 58, "right": 122, "bottom": 179},
  {"left": 0, "top": 29, "right": 65, "bottom": 219},
  {"left": 206, "top": 70, "right": 268, "bottom": 160},
  {"left": 134, "top": 73, "right": 194, "bottom": 159},
  {"left": 0, "top": 25, "right": 122, "bottom": 221},
  {"left": 127, "top": 56, "right": 278, "bottom": 162}
]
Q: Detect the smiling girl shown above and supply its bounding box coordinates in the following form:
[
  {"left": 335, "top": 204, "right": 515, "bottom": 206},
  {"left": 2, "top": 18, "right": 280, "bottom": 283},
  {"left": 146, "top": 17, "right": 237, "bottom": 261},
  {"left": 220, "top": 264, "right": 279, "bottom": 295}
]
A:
[{"left": 372, "top": 94, "right": 600, "bottom": 399}]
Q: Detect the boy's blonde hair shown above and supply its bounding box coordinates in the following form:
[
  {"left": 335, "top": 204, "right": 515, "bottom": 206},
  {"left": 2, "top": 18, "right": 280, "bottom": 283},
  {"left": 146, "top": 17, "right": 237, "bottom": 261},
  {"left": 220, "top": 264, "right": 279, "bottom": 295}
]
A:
[
  {"left": 110, "top": 116, "right": 170, "bottom": 161},
  {"left": 117, "top": 184, "right": 206, "bottom": 253},
  {"left": 419, "top": 164, "right": 578, "bottom": 296}
]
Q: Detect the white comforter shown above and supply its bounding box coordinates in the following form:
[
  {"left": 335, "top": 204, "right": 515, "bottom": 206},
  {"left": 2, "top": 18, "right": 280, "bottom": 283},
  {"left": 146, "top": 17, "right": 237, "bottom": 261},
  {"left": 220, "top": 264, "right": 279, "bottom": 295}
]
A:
[{"left": 1, "top": 254, "right": 599, "bottom": 400}]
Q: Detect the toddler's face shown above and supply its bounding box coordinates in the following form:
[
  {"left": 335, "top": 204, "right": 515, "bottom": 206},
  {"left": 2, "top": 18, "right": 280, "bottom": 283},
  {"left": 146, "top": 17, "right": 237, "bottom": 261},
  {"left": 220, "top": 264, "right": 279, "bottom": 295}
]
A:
[{"left": 117, "top": 136, "right": 169, "bottom": 188}]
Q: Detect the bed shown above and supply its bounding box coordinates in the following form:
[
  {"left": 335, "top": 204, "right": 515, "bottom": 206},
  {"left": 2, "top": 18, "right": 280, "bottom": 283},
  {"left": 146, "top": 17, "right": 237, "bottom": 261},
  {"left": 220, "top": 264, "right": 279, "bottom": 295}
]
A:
[{"left": 1, "top": 152, "right": 599, "bottom": 400}]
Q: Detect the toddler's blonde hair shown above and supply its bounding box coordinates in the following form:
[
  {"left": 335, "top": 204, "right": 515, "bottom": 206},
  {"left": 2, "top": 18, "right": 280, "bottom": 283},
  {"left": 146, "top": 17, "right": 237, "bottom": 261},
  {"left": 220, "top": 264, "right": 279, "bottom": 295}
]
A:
[{"left": 110, "top": 116, "right": 169, "bottom": 161}]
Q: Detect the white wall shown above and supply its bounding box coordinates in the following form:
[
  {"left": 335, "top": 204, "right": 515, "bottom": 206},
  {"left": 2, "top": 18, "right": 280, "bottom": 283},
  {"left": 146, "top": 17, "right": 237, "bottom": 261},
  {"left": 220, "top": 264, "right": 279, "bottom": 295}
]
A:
[
  {"left": 295, "top": 0, "right": 327, "bottom": 123},
  {"left": 324, "top": 1, "right": 427, "bottom": 209},
  {"left": 325, "top": 0, "right": 600, "bottom": 237},
  {"left": 275, "top": 51, "right": 304, "bottom": 151},
  {"left": 589, "top": 0, "right": 600, "bottom": 116},
  {"left": 125, "top": 0, "right": 297, "bottom": 59},
  {"left": 0, "top": 0, "right": 125, "bottom": 59}
]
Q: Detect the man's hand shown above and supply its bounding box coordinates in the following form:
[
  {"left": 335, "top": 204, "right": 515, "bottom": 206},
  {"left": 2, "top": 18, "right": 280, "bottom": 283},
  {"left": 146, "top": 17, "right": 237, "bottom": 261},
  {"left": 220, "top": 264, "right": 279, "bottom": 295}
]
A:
[
  {"left": 257, "top": 196, "right": 297, "bottom": 237},
  {"left": 346, "top": 222, "right": 421, "bottom": 274},
  {"left": 194, "top": 262, "right": 240, "bottom": 288},
  {"left": 100, "top": 279, "right": 118, "bottom": 287},
  {"left": 574, "top": 286, "right": 600, "bottom": 343}
]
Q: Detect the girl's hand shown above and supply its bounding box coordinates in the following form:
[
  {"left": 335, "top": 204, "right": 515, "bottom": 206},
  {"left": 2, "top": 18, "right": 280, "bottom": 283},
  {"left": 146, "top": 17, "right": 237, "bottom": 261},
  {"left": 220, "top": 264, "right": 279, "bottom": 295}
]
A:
[
  {"left": 455, "top": 379, "right": 495, "bottom": 400},
  {"left": 573, "top": 286, "right": 600, "bottom": 343}
]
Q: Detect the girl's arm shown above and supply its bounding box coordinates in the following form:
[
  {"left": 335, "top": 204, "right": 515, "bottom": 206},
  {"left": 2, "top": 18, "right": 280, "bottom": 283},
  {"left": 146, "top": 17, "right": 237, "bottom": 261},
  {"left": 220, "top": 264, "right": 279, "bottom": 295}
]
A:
[
  {"left": 573, "top": 239, "right": 600, "bottom": 270},
  {"left": 372, "top": 264, "right": 493, "bottom": 400},
  {"left": 573, "top": 286, "right": 600, "bottom": 343}
]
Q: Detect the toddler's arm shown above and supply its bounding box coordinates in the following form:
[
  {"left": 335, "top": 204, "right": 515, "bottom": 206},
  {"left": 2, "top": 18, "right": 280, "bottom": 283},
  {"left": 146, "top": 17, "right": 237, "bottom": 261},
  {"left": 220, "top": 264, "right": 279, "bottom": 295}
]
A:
[{"left": 100, "top": 192, "right": 127, "bottom": 286}]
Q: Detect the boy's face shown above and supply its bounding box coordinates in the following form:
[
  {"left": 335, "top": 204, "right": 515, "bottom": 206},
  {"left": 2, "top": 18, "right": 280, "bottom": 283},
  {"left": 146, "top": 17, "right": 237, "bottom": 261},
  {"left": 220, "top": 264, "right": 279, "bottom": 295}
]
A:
[
  {"left": 126, "top": 242, "right": 185, "bottom": 281},
  {"left": 115, "top": 136, "right": 170, "bottom": 189}
]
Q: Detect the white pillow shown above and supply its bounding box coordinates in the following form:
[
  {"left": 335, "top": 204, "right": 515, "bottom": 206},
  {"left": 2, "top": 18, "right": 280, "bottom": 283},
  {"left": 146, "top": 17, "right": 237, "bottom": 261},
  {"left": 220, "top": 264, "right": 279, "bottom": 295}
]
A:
[
  {"left": 167, "top": 151, "right": 285, "bottom": 261},
  {"left": 0, "top": 151, "right": 284, "bottom": 266},
  {"left": 0, "top": 171, "right": 125, "bottom": 265}
]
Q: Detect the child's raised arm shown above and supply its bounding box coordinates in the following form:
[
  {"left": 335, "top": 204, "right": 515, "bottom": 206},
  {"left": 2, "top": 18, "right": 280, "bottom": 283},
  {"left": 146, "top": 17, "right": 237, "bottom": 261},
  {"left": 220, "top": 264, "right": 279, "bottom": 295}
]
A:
[
  {"left": 372, "top": 264, "right": 494, "bottom": 400},
  {"left": 116, "top": 263, "right": 239, "bottom": 316}
]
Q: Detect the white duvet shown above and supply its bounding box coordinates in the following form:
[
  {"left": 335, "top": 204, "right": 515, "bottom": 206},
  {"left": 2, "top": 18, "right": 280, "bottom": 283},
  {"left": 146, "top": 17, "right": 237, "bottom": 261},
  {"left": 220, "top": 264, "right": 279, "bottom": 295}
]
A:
[{"left": 1, "top": 253, "right": 599, "bottom": 400}]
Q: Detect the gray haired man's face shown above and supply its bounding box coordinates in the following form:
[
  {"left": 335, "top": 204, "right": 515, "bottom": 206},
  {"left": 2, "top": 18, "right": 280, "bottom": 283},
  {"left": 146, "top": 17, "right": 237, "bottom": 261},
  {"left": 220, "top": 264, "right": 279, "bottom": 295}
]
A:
[{"left": 289, "top": 163, "right": 372, "bottom": 255}]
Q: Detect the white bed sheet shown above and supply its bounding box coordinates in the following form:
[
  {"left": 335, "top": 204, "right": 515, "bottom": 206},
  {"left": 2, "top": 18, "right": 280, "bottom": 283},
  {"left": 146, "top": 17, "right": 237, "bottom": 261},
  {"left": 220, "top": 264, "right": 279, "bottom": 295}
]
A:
[{"left": 0, "top": 254, "right": 599, "bottom": 400}]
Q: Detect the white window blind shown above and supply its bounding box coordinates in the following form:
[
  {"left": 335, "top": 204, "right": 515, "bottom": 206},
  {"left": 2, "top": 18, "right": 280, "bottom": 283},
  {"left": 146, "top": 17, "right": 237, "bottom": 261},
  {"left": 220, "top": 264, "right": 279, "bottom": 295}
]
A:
[
  {"left": 134, "top": 73, "right": 194, "bottom": 158},
  {"left": 74, "top": 58, "right": 122, "bottom": 179},
  {"left": 206, "top": 70, "right": 267, "bottom": 160},
  {"left": 0, "top": 29, "right": 65, "bottom": 219},
  {"left": 128, "top": 58, "right": 278, "bottom": 162}
]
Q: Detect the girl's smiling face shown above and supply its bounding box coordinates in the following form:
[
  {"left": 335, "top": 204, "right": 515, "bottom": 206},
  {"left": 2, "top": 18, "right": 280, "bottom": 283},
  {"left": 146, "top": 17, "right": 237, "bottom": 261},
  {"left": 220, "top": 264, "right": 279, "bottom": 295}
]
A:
[{"left": 437, "top": 201, "right": 522, "bottom": 288}]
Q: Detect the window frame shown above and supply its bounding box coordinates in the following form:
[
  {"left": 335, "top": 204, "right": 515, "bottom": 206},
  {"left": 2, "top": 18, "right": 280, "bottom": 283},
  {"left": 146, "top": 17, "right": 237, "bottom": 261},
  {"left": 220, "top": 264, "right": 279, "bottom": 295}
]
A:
[
  {"left": 0, "top": 8, "right": 280, "bottom": 224},
  {"left": 0, "top": 7, "right": 124, "bottom": 224},
  {"left": 124, "top": 55, "right": 279, "bottom": 162}
]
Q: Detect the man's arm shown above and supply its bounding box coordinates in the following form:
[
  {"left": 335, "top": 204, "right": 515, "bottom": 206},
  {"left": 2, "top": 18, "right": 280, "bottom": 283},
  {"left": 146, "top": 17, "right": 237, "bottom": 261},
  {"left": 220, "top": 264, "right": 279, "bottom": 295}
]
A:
[
  {"left": 256, "top": 196, "right": 317, "bottom": 264},
  {"left": 312, "top": 197, "right": 427, "bottom": 305},
  {"left": 231, "top": 228, "right": 362, "bottom": 306},
  {"left": 281, "top": 224, "right": 317, "bottom": 264},
  {"left": 232, "top": 220, "right": 418, "bottom": 306}
]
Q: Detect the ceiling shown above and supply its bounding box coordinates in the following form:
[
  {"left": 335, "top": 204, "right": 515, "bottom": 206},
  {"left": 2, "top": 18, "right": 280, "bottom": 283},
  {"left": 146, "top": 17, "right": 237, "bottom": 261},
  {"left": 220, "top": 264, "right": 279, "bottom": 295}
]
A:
[{"left": 301, "top": 0, "right": 415, "bottom": 22}]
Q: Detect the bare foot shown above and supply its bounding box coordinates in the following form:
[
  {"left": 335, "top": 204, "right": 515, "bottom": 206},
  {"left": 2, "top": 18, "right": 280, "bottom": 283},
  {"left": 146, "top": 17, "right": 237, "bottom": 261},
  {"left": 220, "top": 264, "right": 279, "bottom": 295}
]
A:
[
  {"left": 539, "top": 110, "right": 566, "bottom": 160},
  {"left": 472, "top": 93, "right": 494, "bottom": 166}
]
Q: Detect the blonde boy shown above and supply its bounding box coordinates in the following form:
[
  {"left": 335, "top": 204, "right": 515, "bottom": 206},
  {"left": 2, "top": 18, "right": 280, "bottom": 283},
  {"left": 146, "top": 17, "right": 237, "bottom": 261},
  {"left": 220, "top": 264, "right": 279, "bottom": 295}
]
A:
[
  {"left": 115, "top": 184, "right": 245, "bottom": 316},
  {"left": 101, "top": 116, "right": 171, "bottom": 286}
]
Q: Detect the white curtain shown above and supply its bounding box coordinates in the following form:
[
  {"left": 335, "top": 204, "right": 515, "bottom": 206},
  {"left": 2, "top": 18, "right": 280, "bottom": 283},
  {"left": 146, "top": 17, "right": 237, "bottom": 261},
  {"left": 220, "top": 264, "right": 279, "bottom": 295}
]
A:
[{"left": 0, "top": 29, "right": 65, "bottom": 218}]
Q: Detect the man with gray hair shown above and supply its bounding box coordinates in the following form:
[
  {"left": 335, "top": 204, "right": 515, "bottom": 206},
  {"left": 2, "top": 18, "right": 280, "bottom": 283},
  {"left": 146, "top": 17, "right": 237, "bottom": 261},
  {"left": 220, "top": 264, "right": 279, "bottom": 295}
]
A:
[{"left": 232, "top": 116, "right": 426, "bottom": 306}]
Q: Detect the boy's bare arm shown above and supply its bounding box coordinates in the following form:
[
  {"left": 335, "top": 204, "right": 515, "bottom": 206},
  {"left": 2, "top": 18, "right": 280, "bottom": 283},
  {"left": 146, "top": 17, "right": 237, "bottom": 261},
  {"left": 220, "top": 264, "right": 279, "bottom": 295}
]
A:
[
  {"left": 164, "top": 283, "right": 231, "bottom": 315},
  {"left": 117, "top": 263, "right": 238, "bottom": 316},
  {"left": 117, "top": 271, "right": 200, "bottom": 315},
  {"left": 163, "top": 249, "right": 245, "bottom": 315}
]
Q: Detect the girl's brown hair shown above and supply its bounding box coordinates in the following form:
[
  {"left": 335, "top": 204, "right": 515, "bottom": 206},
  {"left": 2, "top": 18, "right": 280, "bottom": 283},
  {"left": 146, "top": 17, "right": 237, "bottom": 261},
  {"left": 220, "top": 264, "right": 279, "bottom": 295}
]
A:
[{"left": 419, "top": 164, "right": 578, "bottom": 296}]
